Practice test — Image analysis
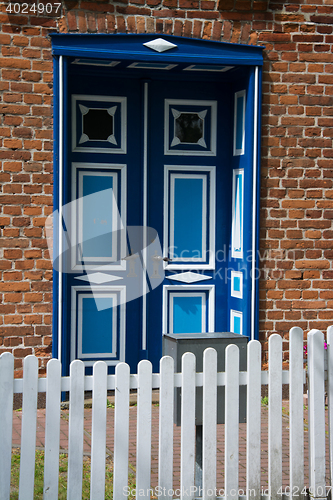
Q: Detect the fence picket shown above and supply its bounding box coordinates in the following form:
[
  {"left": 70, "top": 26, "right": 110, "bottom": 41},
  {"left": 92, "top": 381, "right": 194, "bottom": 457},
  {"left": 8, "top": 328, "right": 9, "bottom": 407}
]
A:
[
  {"left": 268, "top": 334, "right": 282, "bottom": 500},
  {"left": 67, "top": 360, "right": 85, "bottom": 500},
  {"left": 18, "top": 355, "right": 39, "bottom": 500},
  {"left": 113, "top": 362, "right": 130, "bottom": 499},
  {"left": 181, "top": 352, "right": 196, "bottom": 500},
  {"left": 136, "top": 360, "right": 152, "bottom": 499},
  {"left": 158, "top": 355, "right": 174, "bottom": 499},
  {"left": 246, "top": 340, "right": 261, "bottom": 500},
  {"left": 308, "top": 330, "right": 326, "bottom": 499},
  {"left": 0, "top": 352, "right": 14, "bottom": 500},
  {"left": 225, "top": 344, "right": 239, "bottom": 500},
  {"left": 328, "top": 325, "right": 333, "bottom": 491},
  {"left": 289, "top": 327, "right": 304, "bottom": 497},
  {"left": 44, "top": 358, "right": 61, "bottom": 500},
  {"left": 203, "top": 348, "right": 217, "bottom": 500},
  {"left": 90, "top": 361, "right": 107, "bottom": 500}
]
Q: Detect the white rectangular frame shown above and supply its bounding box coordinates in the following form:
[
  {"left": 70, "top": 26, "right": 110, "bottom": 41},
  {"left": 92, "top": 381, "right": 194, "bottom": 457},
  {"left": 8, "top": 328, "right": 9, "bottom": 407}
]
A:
[
  {"left": 77, "top": 170, "right": 118, "bottom": 264},
  {"left": 231, "top": 270, "right": 243, "bottom": 299},
  {"left": 71, "top": 285, "right": 126, "bottom": 367},
  {"left": 183, "top": 64, "right": 234, "bottom": 73},
  {"left": 164, "top": 99, "right": 217, "bottom": 156},
  {"left": 233, "top": 90, "right": 246, "bottom": 156},
  {"left": 169, "top": 291, "right": 206, "bottom": 334},
  {"left": 169, "top": 173, "right": 207, "bottom": 263},
  {"left": 127, "top": 62, "right": 177, "bottom": 70},
  {"left": 162, "top": 284, "right": 215, "bottom": 334},
  {"left": 72, "top": 59, "right": 120, "bottom": 68},
  {"left": 231, "top": 168, "right": 244, "bottom": 260},
  {"left": 230, "top": 309, "right": 243, "bottom": 335},
  {"left": 71, "top": 163, "right": 127, "bottom": 271},
  {"left": 72, "top": 94, "right": 127, "bottom": 154},
  {"left": 77, "top": 292, "right": 117, "bottom": 359},
  {"left": 163, "top": 165, "right": 216, "bottom": 270}
]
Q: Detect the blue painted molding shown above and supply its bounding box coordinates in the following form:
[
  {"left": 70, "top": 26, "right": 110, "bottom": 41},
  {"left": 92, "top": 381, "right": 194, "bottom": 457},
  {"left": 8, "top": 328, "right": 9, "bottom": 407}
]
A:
[
  {"left": 52, "top": 55, "right": 59, "bottom": 360},
  {"left": 50, "top": 34, "right": 264, "bottom": 66}
]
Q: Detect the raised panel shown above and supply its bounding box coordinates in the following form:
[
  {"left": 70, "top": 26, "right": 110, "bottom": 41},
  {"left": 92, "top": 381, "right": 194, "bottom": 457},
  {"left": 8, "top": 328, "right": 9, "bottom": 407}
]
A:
[
  {"left": 164, "top": 166, "right": 215, "bottom": 270},
  {"left": 231, "top": 169, "right": 244, "bottom": 259},
  {"left": 171, "top": 293, "right": 206, "bottom": 334},
  {"left": 164, "top": 99, "right": 217, "bottom": 156},
  {"left": 71, "top": 163, "right": 127, "bottom": 271},
  {"left": 71, "top": 286, "right": 126, "bottom": 367},
  {"left": 72, "top": 95, "right": 126, "bottom": 154},
  {"left": 233, "top": 90, "right": 246, "bottom": 156}
]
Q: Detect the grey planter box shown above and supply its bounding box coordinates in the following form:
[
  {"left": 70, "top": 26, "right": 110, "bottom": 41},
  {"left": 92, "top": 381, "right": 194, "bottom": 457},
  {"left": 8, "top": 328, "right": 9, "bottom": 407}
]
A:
[{"left": 162, "top": 332, "right": 248, "bottom": 425}]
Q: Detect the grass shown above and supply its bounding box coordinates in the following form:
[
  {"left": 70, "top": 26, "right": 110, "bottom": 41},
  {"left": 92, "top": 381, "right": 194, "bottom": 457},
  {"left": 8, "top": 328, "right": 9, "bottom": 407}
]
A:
[
  {"left": 10, "top": 448, "right": 136, "bottom": 500},
  {"left": 261, "top": 396, "right": 268, "bottom": 406}
]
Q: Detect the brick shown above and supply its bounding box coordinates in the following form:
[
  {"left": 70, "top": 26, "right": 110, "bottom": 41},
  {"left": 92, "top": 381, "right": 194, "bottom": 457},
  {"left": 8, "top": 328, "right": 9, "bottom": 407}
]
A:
[{"left": 0, "top": 326, "right": 33, "bottom": 337}]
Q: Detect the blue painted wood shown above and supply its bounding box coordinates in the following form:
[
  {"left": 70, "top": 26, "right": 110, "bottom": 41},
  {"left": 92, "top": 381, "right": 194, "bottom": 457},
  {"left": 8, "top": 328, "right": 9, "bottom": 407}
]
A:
[
  {"left": 173, "top": 296, "right": 203, "bottom": 334},
  {"left": 63, "top": 71, "right": 143, "bottom": 373},
  {"left": 81, "top": 175, "right": 114, "bottom": 258},
  {"left": 173, "top": 177, "right": 203, "bottom": 259},
  {"left": 228, "top": 66, "right": 258, "bottom": 340},
  {"left": 52, "top": 55, "right": 60, "bottom": 360},
  {"left": 50, "top": 34, "right": 264, "bottom": 66},
  {"left": 233, "top": 315, "right": 241, "bottom": 335},
  {"left": 235, "top": 94, "right": 245, "bottom": 151},
  {"left": 52, "top": 35, "right": 263, "bottom": 373},
  {"left": 81, "top": 297, "right": 113, "bottom": 354}
]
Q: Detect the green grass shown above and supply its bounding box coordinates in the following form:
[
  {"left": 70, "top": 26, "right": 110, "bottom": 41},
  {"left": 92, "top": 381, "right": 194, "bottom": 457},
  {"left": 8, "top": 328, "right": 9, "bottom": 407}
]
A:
[
  {"left": 261, "top": 396, "right": 268, "bottom": 406},
  {"left": 10, "top": 448, "right": 136, "bottom": 499}
]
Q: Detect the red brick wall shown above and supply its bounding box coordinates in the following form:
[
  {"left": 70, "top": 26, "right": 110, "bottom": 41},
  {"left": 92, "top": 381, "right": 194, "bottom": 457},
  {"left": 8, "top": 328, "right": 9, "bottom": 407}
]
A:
[{"left": 0, "top": 0, "right": 332, "bottom": 373}]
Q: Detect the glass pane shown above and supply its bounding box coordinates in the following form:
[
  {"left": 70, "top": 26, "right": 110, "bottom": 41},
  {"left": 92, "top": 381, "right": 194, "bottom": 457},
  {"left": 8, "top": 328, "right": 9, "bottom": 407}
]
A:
[
  {"left": 83, "top": 109, "right": 113, "bottom": 141},
  {"left": 175, "top": 113, "right": 203, "bottom": 143}
]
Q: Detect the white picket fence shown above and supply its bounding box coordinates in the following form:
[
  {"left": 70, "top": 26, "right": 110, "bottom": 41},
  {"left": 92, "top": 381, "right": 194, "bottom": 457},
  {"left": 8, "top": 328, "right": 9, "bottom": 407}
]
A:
[{"left": 0, "top": 327, "right": 332, "bottom": 500}]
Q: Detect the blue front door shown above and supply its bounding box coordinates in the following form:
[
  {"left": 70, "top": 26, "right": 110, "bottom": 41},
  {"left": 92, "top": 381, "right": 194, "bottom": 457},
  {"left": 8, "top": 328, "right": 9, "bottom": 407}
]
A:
[{"left": 63, "top": 60, "right": 256, "bottom": 373}]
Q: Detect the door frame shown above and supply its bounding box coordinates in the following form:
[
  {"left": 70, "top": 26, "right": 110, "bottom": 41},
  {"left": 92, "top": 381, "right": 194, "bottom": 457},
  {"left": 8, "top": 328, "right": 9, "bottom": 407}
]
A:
[{"left": 51, "top": 34, "right": 264, "bottom": 372}]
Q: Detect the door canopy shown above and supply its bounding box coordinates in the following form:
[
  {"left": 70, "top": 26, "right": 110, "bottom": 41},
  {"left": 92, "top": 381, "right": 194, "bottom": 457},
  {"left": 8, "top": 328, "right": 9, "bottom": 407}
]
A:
[{"left": 51, "top": 33, "right": 263, "bottom": 67}]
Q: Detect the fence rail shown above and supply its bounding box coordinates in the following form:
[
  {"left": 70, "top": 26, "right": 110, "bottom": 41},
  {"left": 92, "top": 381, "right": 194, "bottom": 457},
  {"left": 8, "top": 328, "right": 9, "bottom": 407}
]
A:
[{"left": 0, "top": 327, "right": 332, "bottom": 500}]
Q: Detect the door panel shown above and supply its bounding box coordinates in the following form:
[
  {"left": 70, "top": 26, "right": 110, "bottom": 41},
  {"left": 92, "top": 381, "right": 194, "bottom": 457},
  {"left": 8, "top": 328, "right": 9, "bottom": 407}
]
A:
[
  {"left": 147, "top": 78, "right": 232, "bottom": 371},
  {"left": 164, "top": 166, "right": 215, "bottom": 269},
  {"left": 66, "top": 72, "right": 143, "bottom": 372}
]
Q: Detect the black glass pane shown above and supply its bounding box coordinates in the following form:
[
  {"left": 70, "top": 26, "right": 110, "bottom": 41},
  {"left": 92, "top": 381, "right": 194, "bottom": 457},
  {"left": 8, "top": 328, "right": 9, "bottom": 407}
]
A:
[
  {"left": 83, "top": 109, "right": 113, "bottom": 141},
  {"left": 175, "top": 113, "right": 203, "bottom": 143}
]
